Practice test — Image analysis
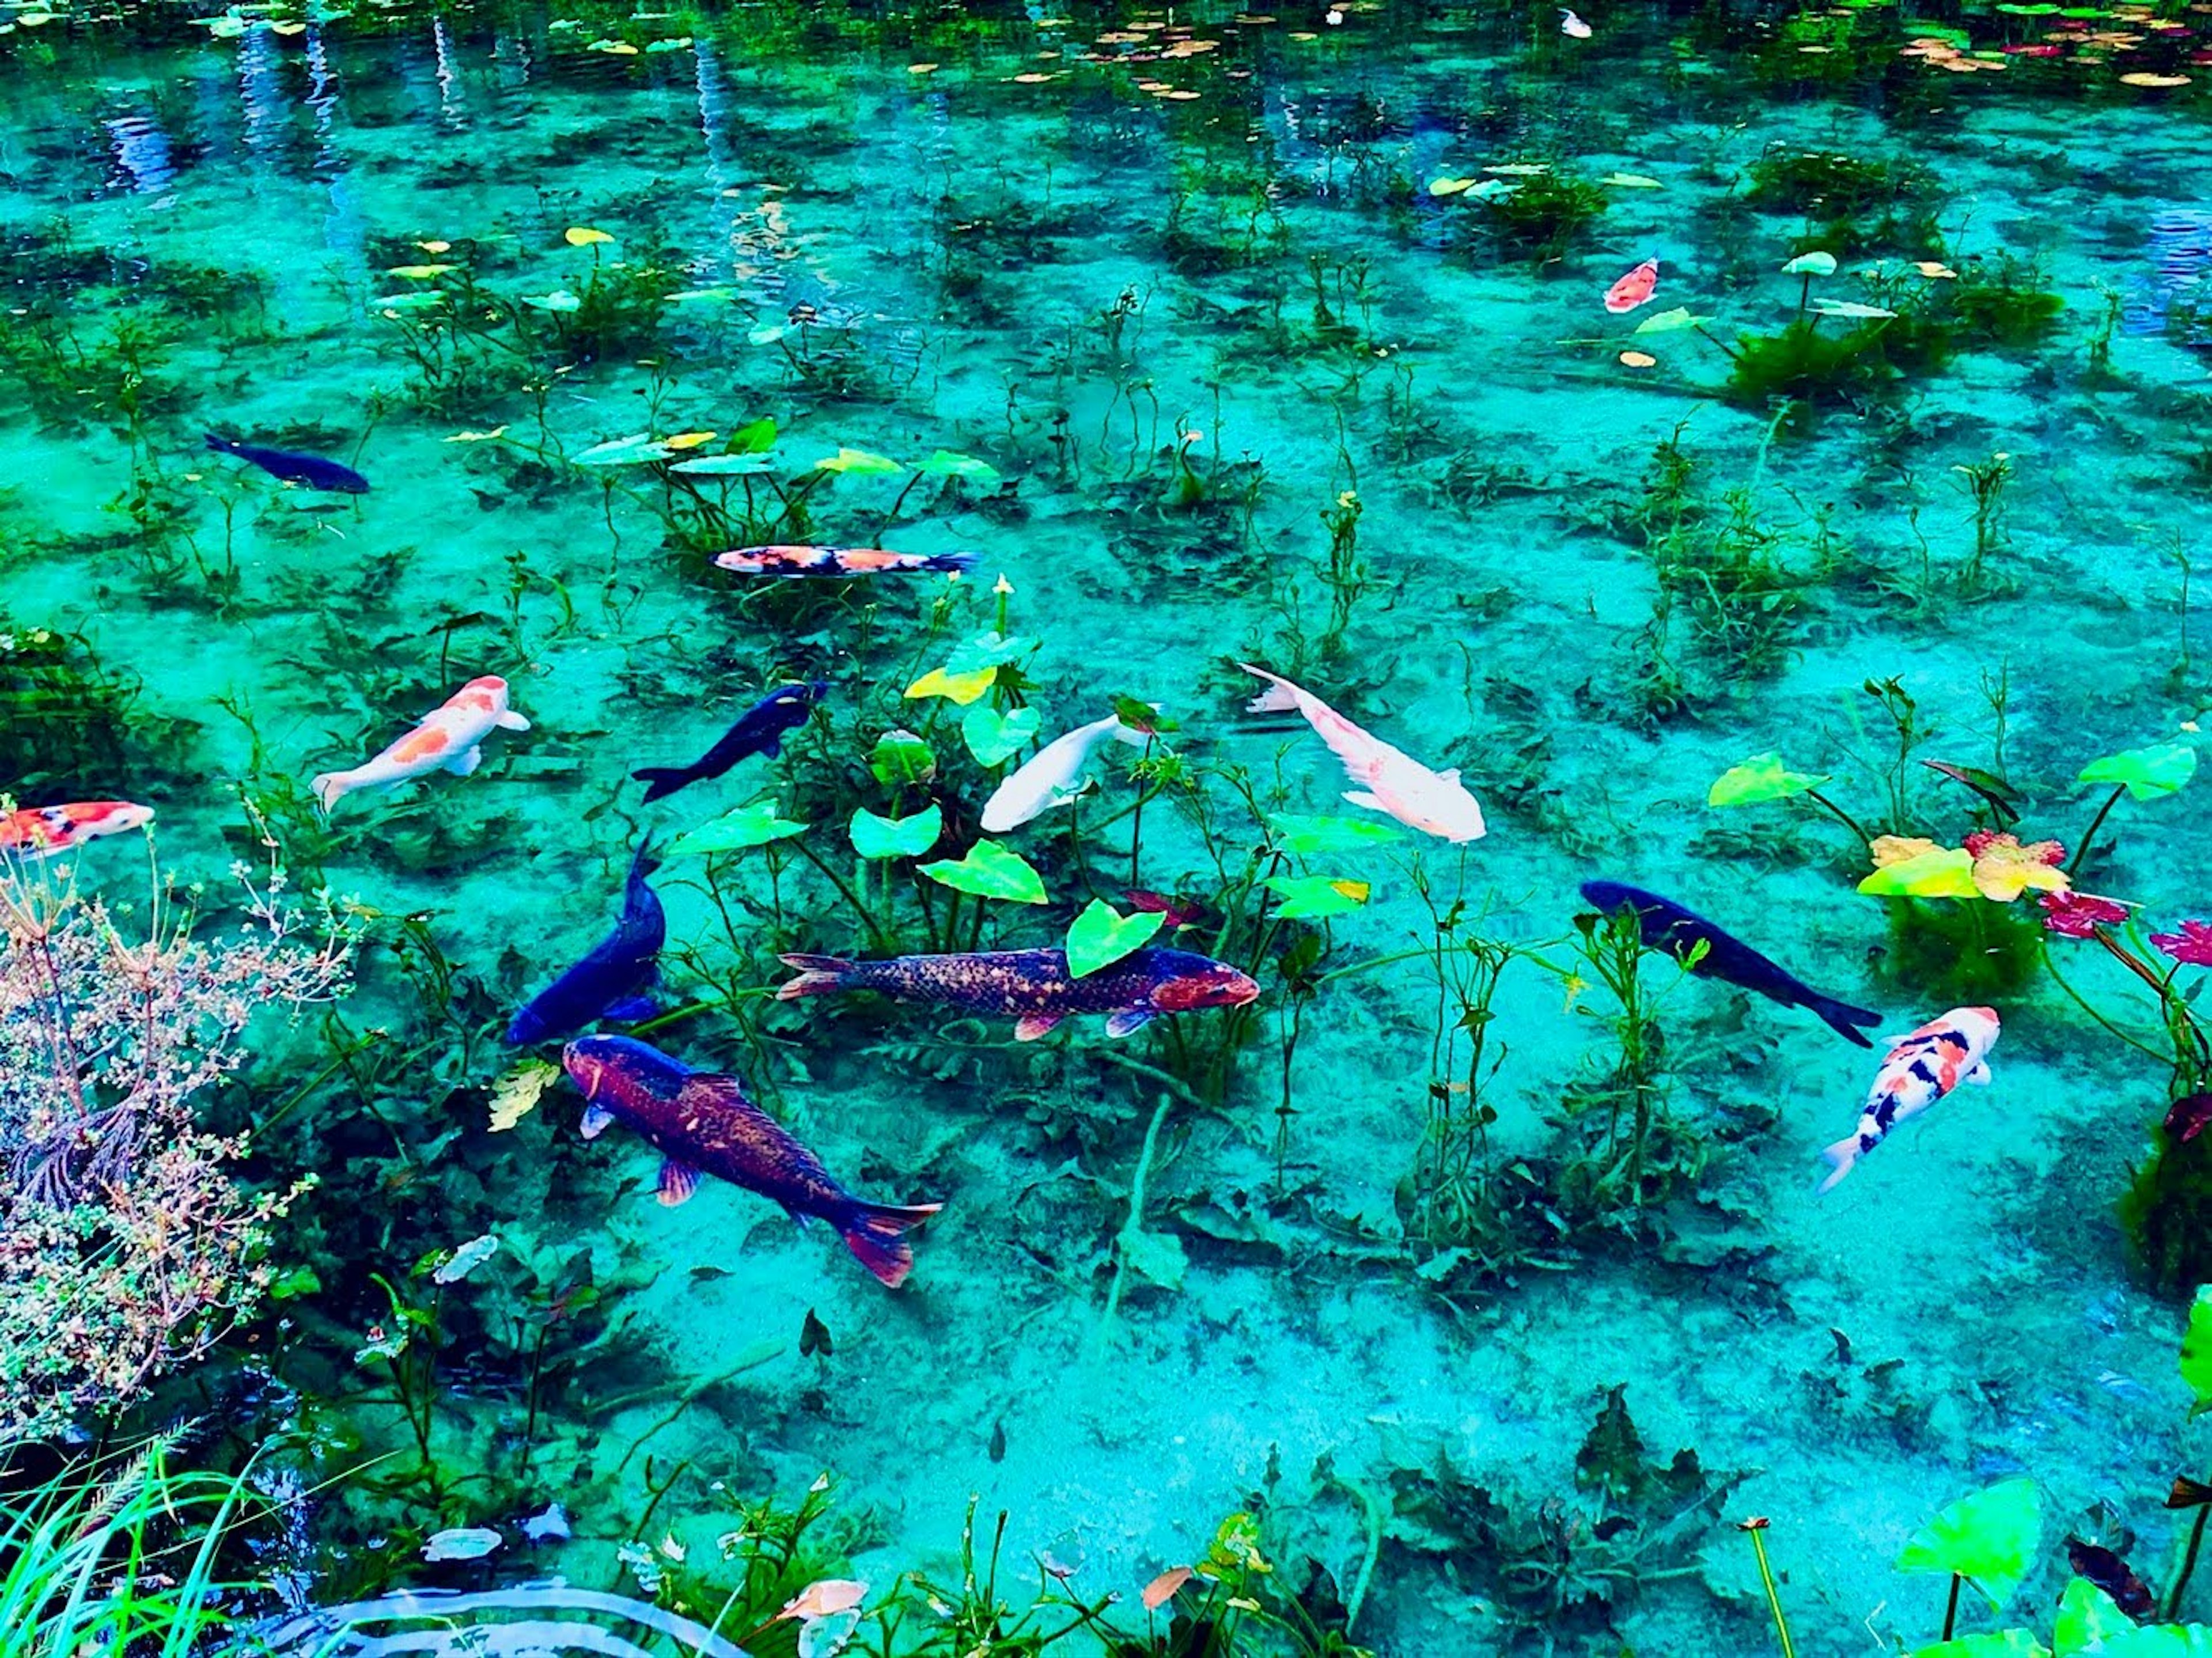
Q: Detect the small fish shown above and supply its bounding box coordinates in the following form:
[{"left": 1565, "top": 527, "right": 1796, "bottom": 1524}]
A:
[
  {"left": 980, "top": 711, "right": 1150, "bottom": 833},
  {"left": 1817, "top": 1006, "right": 2000, "bottom": 1194},
  {"left": 777, "top": 946, "right": 1259, "bottom": 1040},
  {"left": 204, "top": 431, "right": 369, "bottom": 494},
  {"left": 713, "top": 544, "right": 978, "bottom": 578},
  {"left": 2065, "top": 1537, "right": 2155, "bottom": 1620},
  {"left": 1122, "top": 888, "right": 1207, "bottom": 929},
  {"left": 0, "top": 800, "right": 153, "bottom": 859},
  {"left": 562, "top": 1035, "right": 941, "bottom": 1287},
  {"left": 1239, "top": 663, "right": 1485, "bottom": 843},
  {"left": 520, "top": 1503, "right": 571, "bottom": 1544},
  {"left": 1560, "top": 7, "right": 1593, "bottom": 36},
  {"left": 1580, "top": 882, "right": 1883, "bottom": 1046},
  {"left": 632, "top": 681, "right": 825, "bottom": 804},
  {"left": 1603, "top": 257, "right": 1660, "bottom": 313},
  {"left": 312, "top": 675, "right": 529, "bottom": 811},
  {"left": 507, "top": 839, "right": 666, "bottom": 1044}
]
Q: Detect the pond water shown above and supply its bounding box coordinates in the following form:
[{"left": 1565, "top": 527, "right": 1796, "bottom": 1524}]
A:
[{"left": 5, "top": 0, "right": 2212, "bottom": 1652}]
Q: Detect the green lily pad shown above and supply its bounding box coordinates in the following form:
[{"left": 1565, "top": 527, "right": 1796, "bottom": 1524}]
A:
[
  {"left": 1858, "top": 847, "right": 1980, "bottom": 900},
  {"left": 523, "top": 290, "right": 584, "bottom": 313},
  {"left": 729, "top": 416, "right": 777, "bottom": 454},
  {"left": 1264, "top": 874, "right": 1372, "bottom": 919},
  {"left": 2079, "top": 743, "right": 2197, "bottom": 801},
  {"left": 1709, "top": 752, "right": 1833, "bottom": 808},
  {"left": 1066, "top": 899, "right": 1166, "bottom": 979},
  {"left": 1118, "top": 1227, "right": 1187, "bottom": 1290},
  {"left": 1808, "top": 298, "right": 1897, "bottom": 319},
  {"left": 812, "top": 446, "right": 903, "bottom": 476},
  {"left": 671, "top": 452, "right": 781, "bottom": 476},
  {"left": 2180, "top": 1283, "right": 2212, "bottom": 1416},
  {"left": 574, "top": 432, "right": 673, "bottom": 466},
  {"left": 869, "top": 729, "right": 935, "bottom": 786},
  {"left": 1270, "top": 811, "right": 1402, "bottom": 853},
  {"left": 370, "top": 292, "right": 444, "bottom": 312},
  {"left": 1634, "top": 306, "right": 1711, "bottom": 335},
  {"left": 1907, "top": 1634, "right": 2050, "bottom": 1658},
  {"left": 850, "top": 804, "right": 942, "bottom": 860},
  {"left": 945, "top": 631, "right": 1040, "bottom": 675},
  {"left": 1897, "top": 1478, "right": 2041, "bottom": 1610},
  {"left": 962, "top": 705, "right": 1040, "bottom": 767},
  {"left": 918, "top": 839, "right": 1047, "bottom": 904},
  {"left": 667, "top": 800, "right": 808, "bottom": 856},
  {"left": 917, "top": 450, "right": 1001, "bottom": 481},
  {"left": 1995, "top": 2, "right": 2059, "bottom": 12},
  {"left": 1783, "top": 251, "right": 1839, "bottom": 276},
  {"left": 2051, "top": 1578, "right": 2134, "bottom": 1656}
]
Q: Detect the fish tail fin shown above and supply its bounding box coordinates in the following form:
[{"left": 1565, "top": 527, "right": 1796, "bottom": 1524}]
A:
[
  {"left": 309, "top": 772, "right": 349, "bottom": 813},
  {"left": 839, "top": 1201, "right": 942, "bottom": 1288},
  {"left": 925, "top": 550, "right": 979, "bottom": 574},
  {"left": 1816, "top": 1135, "right": 1865, "bottom": 1196},
  {"left": 777, "top": 953, "right": 857, "bottom": 999},
  {"left": 1804, "top": 993, "right": 1883, "bottom": 1048},
  {"left": 1237, "top": 661, "right": 1297, "bottom": 715},
  {"left": 630, "top": 767, "right": 690, "bottom": 803}
]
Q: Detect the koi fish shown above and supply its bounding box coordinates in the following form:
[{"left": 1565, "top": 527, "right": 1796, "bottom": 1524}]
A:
[
  {"left": 1818, "top": 1006, "right": 2000, "bottom": 1193},
  {"left": 777, "top": 946, "right": 1259, "bottom": 1040},
  {"left": 507, "top": 839, "right": 666, "bottom": 1045},
  {"left": 204, "top": 432, "right": 369, "bottom": 494},
  {"left": 632, "top": 681, "right": 825, "bottom": 804},
  {"left": 1603, "top": 258, "right": 1660, "bottom": 314},
  {"left": 0, "top": 800, "right": 154, "bottom": 859},
  {"left": 562, "top": 1035, "right": 941, "bottom": 1287},
  {"left": 979, "top": 711, "right": 1150, "bottom": 833},
  {"left": 1238, "top": 663, "right": 1485, "bottom": 843},
  {"left": 1560, "top": 7, "right": 1593, "bottom": 36},
  {"left": 1580, "top": 882, "right": 1883, "bottom": 1045},
  {"left": 713, "top": 544, "right": 978, "bottom": 578},
  {"left": 312, "top": 675, "right": 529, "bottom": 811}
]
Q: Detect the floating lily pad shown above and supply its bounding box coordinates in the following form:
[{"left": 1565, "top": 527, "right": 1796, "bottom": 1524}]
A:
[
  {"left": 917, "top": 450, "right": 1001, "bottom": 481},
  {"left": 1708, "top": 752, "right": 1832, "bottom": 808},
  {"left": 1264, "top": 874, "right": 1372, "bottom": 919},
  {"left": 1634, "top": 306, "right": 1711, "bottom": 335},
  {"left": 962, "top": 704, "right": 1040, "bottom": 766},
  {"left": 1897, "top": 1478, "right": 2041, "bottom": 1610},
  {"left": 945, "top": 630, "right": 1040, "bottom": 674},
  {"left": 385, "top": 263, "right": 454, "bottom": 280},
  {"left": 1783, "top": 250, "right": 1839, "bottom": 276},
  {"left": 1904, "top": 1633, "right": 2050, "bottom": 1658},
  {"left": 371, "top": 292, "right": 444, "bottom": 312},
  {"left": 850, "top": 804, "right": 942, "bottom": 860},
  {"left": 1066, "top": 898, "right": 1166, "bottom": 978},
  {"left": 1601, "top": 172, "right": 1664, "bottom": 188},
  {"left": 1808, "top": 298, "right": 1897, "bottom": 319},
  {"left": 1858, "top": 847, "right": 1980, "bottom": 900},
  {"left": 2079, "top": 743, "right": 2197, "bottom": 801},
  {"left": 1428, "top": 176, "right": 1476, "bottom": 196},
  {"left": 565, "top": 226, "right": 615, "bottom": 246},
  {"left": 918, "top": 839, "right": 1048, "bottom": 903},
  {"left": 671, "top": 452, "right": 781, "bottom": 476},
  {"left": 812, "top": 446, "right": 903, "bottom": 476},
  {"left": 2050, "top": 1577, "right": 2133, "bottom": 1654},
  {"left": 1270, "top": 811, "right": 1402, "bottom": 853},
  {"left": 2180, "top": 1284, "right": 2212, "bottom": 1416},
  {"left": 668, "top": 800, "right": 808, "bottom": 856},
  {"left": 573, "top": 433, "right": 675, "bottom": 466}
]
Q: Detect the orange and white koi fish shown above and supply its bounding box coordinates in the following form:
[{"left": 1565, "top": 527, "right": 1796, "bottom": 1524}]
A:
[
  {"left": 312, "top": 675, "right": 530, "bottom": 811},
  {"left": 1238, "top": 663, "right": 1486, "bottom": 843},
  {"left": 1, "top": 800, "right": 153, "bottom": 859},
  {"left": 1604, "top": 257, "right": 1660, "bottom": 314},
  {"left": 713, "top": 544, "right": 977, "bottom": 578},
  {"left": 1818, "top": 1006, "right": 1999, "bottom": 1194}
]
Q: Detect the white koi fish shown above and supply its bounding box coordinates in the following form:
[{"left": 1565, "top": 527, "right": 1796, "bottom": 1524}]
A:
[
  {"left": 313, "top": 674, "right": 530, "bottom": 811},
  {"left": 980, "top": 711, "right": 1150, "bottom": 833},
  {"left": 1818, "top": 1006, "right": 2000, "bottom": 1194},
  {"left": 1238, "top": 663, "right": 1486, "bottom": 843}
]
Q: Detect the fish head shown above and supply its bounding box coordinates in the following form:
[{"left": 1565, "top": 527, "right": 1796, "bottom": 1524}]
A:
[
  {"left": 77, "top": 801, "right": 155, "bottom": 839},
  {"left": 561, "top": 1033, "right": 685, "bottom": 1120},
  {"left": 452, "top": 676, "right": 511, "bottom": 715},
  {"left": 507, "top": 1006, "right": 551, "bottom": 1046},
  {"left": 1954, "top": 1006, "right": 2002, "bottom": 1048},
  {"left": 1149, "top": 955, "right": 1262, "bottom": 1012}
]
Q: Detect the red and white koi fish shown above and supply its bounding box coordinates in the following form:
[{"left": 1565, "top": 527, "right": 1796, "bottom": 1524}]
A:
[
  {"left": 0, "top": 800, "right": 154, "bottom": 859},
  {"left": 1604, "top": 257, "right": 1660, "bottom": 313},
  {"left": 1238, "top": 663, "right": 1486, "bottom": 843},
  {"left": 312, "top": 675, "right": 530, "bottom": 811},
  {"left": 713, "top": 544, "right": 977, "bottom": 578},
  {"left": 1818, "top": 1006, "right": 1999, "bottom": 1194}
]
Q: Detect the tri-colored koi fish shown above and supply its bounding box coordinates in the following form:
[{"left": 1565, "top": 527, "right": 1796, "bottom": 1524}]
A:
[{"left": 312, "top": 675, "right": 529, "bottom": 811}]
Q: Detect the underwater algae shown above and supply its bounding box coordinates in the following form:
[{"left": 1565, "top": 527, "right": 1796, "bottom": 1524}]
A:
[{"left": 4, "top": 0, "right": 2212, "bottom": 1651}]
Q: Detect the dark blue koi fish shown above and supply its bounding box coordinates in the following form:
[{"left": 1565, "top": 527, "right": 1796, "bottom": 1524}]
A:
[
  {"left": 204, "top": 432, "right": 369, "bottom": 494},
  {"left": 507, "top": 839, "right": 665, "bottom": 1045},
  {"left": 1580, "top": 880, "right": 1883, "bottom": 1047},
  {"left": 632, "top": 681, "right": 826, "bottom": 803}
]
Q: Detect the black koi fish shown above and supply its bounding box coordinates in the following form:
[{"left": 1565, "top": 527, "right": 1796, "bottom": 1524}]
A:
[
  {"left": 507, "top": 839, "right": 665, "bottom": 1045},
  {"left": 204, "top": 432, "right": 369, "bottom": 494},
  {"left": 632, "top": 681, "right": 826, "bottom": 803}
]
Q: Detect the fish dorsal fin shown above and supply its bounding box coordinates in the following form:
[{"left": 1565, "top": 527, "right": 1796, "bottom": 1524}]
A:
[
  {"left": 658, "top": 1159, "right": 701, "bottom": 1206},
  {"left": 676, "top": 1071, "right": 766, "bottom": 1125},
  {"left": 1438, "top": 768, "right": 1461, "bottom": 784}
]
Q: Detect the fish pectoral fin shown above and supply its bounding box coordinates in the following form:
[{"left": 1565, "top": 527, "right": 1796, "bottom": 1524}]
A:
[
  {"left": 1342, "top": 790, "right": 1386, "bottom": 813},
  {"left": 780, "top": 1203, "right": 814, "bottom": 1230},
  {"left": 1014, "top": 1014, "right": 1063, "bottom": 1041},
  {"left": 579, "top": 1103, "right": 616, "bottom": 1140},
  {"left": 1965, "top": 1060, "right": 1993, "bottom": 1085},
  {"left": 657, "top": 1159, "right": 702, "bottom": 1207},
  {"left": 495, "top": 711, "right": 531, "bottom": 731},
  {"left": 1104, "top": 1009, "right": 1156, "bottom": 1038},
  {"left": 444, "top": 745, "right": 484, "bottom": 777},
  {"left": 603, "top": 995, "right": 658, "bottom": 1022},
  {"left": 1437, "top": 768, "right": 1461, "bottom": 784}
]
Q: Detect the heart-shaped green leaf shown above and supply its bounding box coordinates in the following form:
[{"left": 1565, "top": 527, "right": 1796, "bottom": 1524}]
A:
[
  {"left": 2180, "top": 1284, "right": 2212, "bottom": 1416},
  {"left": 945, "top": 630, "right": 1040, "bottom": 675},
  {"left": 812, "top": 446, "right": 903, "bottom": 476},
  {"left": 1118, "top": 1227, "right": 1186, "bottom": 1290},
  {"left": 963, "top": 705, "right": 1040, "bottom": 767},
  {"left": 2051, "top": 1578, "right": 2133, "bottom": 1656},
  {"left": 728, "top": 416, "right": 777, "bottom": 454},
  {"left": 1897, "top": 1478, "right": 2041, "bottom": 1610},
  {"left": 919, "top": 839, "right": 1047, "bottom": 904},
  {"left": 1907, "top": 1633, "right": 2050, "bottom": 1658},
  {"left": 1264, "top": 874, "right": 1372, "bottom": 919},
  {"left": 917, "top": 450, "right": 1000, "bottom": 481},
  {"left": 1709, "top": 752, "right": 1833, "bottom": 808},
  {"left": 850, "top": 805, "right": 941, "bottom": 861},
  {"left": 1857, "top": 847, "right": 1980, "bottom": 900},
  {"left": 1270, "top": 812, "right": 1402, "bottom": 853},
  {"left": 1783, "top": 250, "right": 1839, "bottom": 276},
  {"left": 1634, "top": 306, "right": 1711, "bottom": 335},
  {"left": 869, "top": 729, "right": 936, "bottom": 786},
  {"left": 667, "top": 800, "right": 808, "bottom": 856},
  {"left": 2080, "top": 743, "right": 2197, "bottom": 802},
  {"left": 1066, "top": 900, "right": 1166, "bottom": 978}
]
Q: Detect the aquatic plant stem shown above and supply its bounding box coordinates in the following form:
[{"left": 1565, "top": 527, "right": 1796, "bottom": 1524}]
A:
[
  {"left": 791, "top": 841, "right": 890, "bottom": 950},
  {"left": 1801, "top": 789, "right": 1871, "bottom": 845},
  {"left": 1740, "top": 1522, "right": 1796, "bottom": 1658},
  {"left": 2173, "top": 1504, "right": 2211, "bottom": 1617},
  {"left": 2040, "top": 946, "right": 2168, "bottom": 1064},
  {"left": 1094, "top": 1091, "right": 1176, "bottom": 1355},
  {"left": 1942, "top": 1572, "right": 1963, "bottom": 1640},
  {"left": 2069, "top": 784, "right": 2127, "bottom": 875}
]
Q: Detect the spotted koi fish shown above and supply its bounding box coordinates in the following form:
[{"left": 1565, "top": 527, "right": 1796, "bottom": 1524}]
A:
[
  {"left": 312, "top": 674, "right": 529, "bottom": 811},
  {"left": 713, "top": 544, "right": 977, "bottom": 578},
  {"left": 0, "top": 800, "right": 154, "bottom": 859},
  {"left": 1818, "top": 1006, "right": 1999, "bottom": 1194}
]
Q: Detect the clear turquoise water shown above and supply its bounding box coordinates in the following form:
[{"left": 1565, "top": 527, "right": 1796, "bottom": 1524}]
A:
[{"left": 5, "top": 0, "right": 2212, "bottom": 1651}]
